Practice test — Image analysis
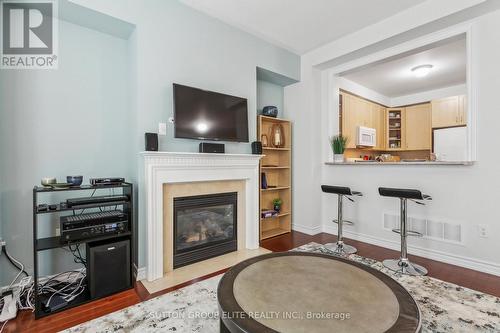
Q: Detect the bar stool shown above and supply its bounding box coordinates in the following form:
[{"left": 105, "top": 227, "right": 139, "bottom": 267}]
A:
[
  {"left": 321, "top": 185, "right": 363, "bottom": 255},
  {"left": 378, "top": 187, "right": 432, "bottom": 276}
]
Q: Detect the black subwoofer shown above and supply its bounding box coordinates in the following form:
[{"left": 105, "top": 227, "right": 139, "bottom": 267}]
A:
[{"left": 87, "top": 239, "right": 131, "bottom": 299}]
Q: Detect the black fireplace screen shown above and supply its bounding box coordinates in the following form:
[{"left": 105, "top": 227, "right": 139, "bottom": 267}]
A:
[{"left": 173, "top": 192, "right": 237, "bottom": 268}]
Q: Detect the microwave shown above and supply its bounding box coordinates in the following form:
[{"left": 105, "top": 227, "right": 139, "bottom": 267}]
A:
[{"left": 356, "top": 126, "right": 376, "bottom": 147}]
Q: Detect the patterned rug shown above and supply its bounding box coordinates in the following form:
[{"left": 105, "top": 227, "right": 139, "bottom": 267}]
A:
[{"left": 64, "top": 243, "right": 500, "bottom": 332}]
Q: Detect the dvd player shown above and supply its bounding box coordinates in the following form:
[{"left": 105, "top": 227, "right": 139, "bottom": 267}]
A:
[
  {"left": 60, "top": 210, "right": 128, "bottom": 242},
  {"left": 90, "top": 177, "right": 125, "bottom": 186},
  {"left": 66, "top": 195, "right": 128, "bottom": 208}
]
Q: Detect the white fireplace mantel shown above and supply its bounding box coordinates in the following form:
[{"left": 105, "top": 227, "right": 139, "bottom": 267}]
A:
[{"left": 139, "top": 151, "right": 263, "bottom": 281}]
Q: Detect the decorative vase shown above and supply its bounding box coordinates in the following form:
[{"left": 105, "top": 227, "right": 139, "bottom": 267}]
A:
[
  {"left": 274, "top": 204, "right": 281, "bottom": 212},
  {"left": 261, "top": 134, "right": 269, "bottom": 147},
  {"left": 333, "top": 154, "right": 345, "bottom": 163},
  {"left": 270, "top": 124, "right": 285, "bottom": 148}
]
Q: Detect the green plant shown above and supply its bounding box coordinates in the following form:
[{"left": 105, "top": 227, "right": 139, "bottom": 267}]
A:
[
  {"left": 330, "top": 135, "right": 348, "bottom": 154},
  {"left": 272, "top": 198, "right": 283, "bottom": 206}
]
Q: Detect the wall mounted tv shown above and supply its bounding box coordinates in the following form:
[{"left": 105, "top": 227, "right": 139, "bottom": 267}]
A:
[{"left": 173, "top": 83, "right": 249, "bottom": 142}]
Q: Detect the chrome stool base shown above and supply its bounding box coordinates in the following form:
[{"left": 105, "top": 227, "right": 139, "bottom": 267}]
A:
[
  {"left": 383, "top": 259, "right": 428, "bottom": 276},
  {"left": 324, "top": 242, "right": 357, "bottom": 255}
]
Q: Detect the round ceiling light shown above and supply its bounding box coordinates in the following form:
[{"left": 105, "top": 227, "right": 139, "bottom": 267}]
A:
[{"left": 411, "top": 64, "right": 433, "bottom": 78}]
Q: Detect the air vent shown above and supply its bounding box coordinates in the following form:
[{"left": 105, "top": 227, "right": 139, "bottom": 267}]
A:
[{"left": 383, "top": 213, "right": 462, "bottom": 244}]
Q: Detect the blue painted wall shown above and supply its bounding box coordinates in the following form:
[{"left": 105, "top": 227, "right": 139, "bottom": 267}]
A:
[
  {"left": 0, "top": 20, "right": 133, "bottom": 284},
  {"left": 0, "top": 0, "right": 300, "bottom": 285}
]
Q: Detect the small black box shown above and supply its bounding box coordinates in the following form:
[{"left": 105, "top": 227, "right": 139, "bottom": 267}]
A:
[
  {"left": 145, "top": 133, "right": 158, "bottom": 151},
  {"left": 199, "top": 142, "right": 225, "bottom": 153},
  {"left": 251, "top": 141, "right": 262, "bottom": 154}
]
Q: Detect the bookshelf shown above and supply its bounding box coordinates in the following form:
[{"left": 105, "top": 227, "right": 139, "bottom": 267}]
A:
[{"left": 257, "top": 115, "right": 292, "bottom": 241}]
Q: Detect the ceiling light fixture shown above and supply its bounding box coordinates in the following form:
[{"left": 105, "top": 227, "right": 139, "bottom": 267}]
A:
[{"left": 411, "top": 64, "right": 433, "bottom": 78}]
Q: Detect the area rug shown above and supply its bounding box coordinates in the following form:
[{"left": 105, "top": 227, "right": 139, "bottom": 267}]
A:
[{"left": 64, "top": 242, "right": 500, "bottom": 332}]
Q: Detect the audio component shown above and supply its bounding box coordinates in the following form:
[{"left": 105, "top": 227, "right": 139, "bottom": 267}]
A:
[
  {"left": 87, "top": 239, "right": 131, "bottom": 299},
  {"left": 89, "top": 177, "right": 125, "bottom": 186},
  {"left": 66, "top": 194, "right": 128, "bottom": 208},
  {"left": 199, "top": 142, "right": 225, "bottom": 153},
  {"left": 60, "top": 210, "right": 128, "bottom": 242},
  {"left": 251, "top": 141, "right": 262, "bottom": 154},
  {"left": 145, "top": 132, "right": 159, "bottom": 151}
]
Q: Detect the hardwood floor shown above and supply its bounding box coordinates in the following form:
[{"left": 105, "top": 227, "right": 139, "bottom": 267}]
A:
[{"left": 4, "top": 231, "right": 500, "bottom": 332}]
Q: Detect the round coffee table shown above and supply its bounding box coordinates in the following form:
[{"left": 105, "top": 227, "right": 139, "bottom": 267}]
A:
[{"left": 218, "top": 252, "right": 421, "bottom": 333}]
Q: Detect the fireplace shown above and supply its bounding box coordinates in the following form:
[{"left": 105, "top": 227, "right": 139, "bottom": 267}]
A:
[{"left": 173, "top": 192, "right": 237, "bottom": 268}]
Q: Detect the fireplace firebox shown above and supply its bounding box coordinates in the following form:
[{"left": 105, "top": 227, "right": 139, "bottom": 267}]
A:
[{"left": 173, "top": 192, "right": 237, "bottom": 268}]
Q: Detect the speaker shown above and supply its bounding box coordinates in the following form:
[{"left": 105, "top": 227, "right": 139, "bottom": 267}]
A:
[
  {"left": 251, "top": 141, "right": 262, "bottom": 154},
  {"left": 87, "top": 239, "right": 131, "bottom": 299},
  {"left": 199, "top": 142, "right": 225, "bottom": 153},
  {"left": 145, "top": 133, "right": 158, "bottom": 151}
]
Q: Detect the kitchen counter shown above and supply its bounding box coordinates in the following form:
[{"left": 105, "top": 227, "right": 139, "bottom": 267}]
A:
[{"left": 325, "top": 161, "right": 473, "bottom": 166}]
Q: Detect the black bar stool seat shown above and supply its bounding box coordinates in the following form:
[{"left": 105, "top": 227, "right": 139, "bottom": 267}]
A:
[
  {"left": 379, "top": 187, "right": 432, "bottom": 276},
  {"left": 379, "top": 188, "right": 431, "bottom": 201},
  {"left": 321, "top": 185, "right": 362, "bottom": 256},
  {"left": 321, "top": 185, "right": 362, "bottom": 197}
]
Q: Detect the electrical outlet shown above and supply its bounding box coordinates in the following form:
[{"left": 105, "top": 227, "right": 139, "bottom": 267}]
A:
[{"left": 477, "top": 224, "right": 489, "bottom": 238}]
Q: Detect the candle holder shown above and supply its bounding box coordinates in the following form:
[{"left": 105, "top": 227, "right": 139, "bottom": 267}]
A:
[{"left": 270, "top": 123, "right": 285, "bottom": 148}]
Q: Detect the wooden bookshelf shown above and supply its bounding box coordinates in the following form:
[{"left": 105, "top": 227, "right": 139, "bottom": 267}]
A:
[{"left": 257, "top": 115, "right": 292, "bottom": 241}]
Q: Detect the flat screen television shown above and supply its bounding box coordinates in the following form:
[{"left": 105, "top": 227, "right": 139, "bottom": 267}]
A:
[{"left": 173, "top": 83, "right": 249, "bottom": 142}]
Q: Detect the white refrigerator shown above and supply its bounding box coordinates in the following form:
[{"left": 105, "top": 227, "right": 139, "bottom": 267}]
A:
[{"left": 433, "top": 126, "right": 467, "bottom": 161}]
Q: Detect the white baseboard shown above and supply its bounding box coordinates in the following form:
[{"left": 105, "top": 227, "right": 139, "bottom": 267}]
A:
[
  {"left": 322, "top": 224, "right": 500, "bottom": 277},
  {"left": 136, "top": 267, "right": 146, "bottom": 281},
  {"left": 292, "top": 223, "right": 322, "bottom": 235}
]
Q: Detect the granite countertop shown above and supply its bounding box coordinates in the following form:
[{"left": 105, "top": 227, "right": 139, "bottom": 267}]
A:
[{"left": 325, "top": 161, "right": 473, "bottom": 166}]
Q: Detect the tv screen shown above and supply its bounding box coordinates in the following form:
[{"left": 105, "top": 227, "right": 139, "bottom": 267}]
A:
[{"left": 173, "top": 84, "right": 249, "bottom": 142}]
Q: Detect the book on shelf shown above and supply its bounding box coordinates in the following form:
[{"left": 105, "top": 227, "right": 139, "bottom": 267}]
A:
[{"left": 261, "top": 209, "right": 278, "bottom": 218}]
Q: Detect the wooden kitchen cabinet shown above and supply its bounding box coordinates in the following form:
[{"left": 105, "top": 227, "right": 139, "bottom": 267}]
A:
[
  {"left": 341, "top": 92, "right": 357, "bottom": 148},
  {"left": 458, "top": 95, "right": 467, "bottom": 126},
  {"left": 373, "top": 104, "right": 386, "bottom": 150},
  {"left": 341, "top": 91, "right": 383, "bottom": 149},
  {"left": 386, "top": 108, "right": 405, "bottom": 150},
  {"left": 405, "top": 103, "right": 431, "bottom": 150},
  {"left": 431, "top": 95, "right": 466, "bottom": 128}
]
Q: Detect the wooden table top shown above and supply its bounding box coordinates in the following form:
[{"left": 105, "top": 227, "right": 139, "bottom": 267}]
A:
[{"left": 218, "top": 252, "right": 421, "bottom": 333}]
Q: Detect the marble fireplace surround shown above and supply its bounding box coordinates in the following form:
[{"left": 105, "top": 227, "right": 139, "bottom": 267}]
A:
[
  {"left": 140, "top": 152, "right": 263, "bottom": 282},
  {"left": 162, "top": 180, "right": 246, "bottom": 274}
]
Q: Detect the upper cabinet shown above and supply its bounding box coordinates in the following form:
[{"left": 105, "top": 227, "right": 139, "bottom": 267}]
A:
[
  {"left": 341, "top": 91, "right": 434, "bottom": 152},
  {"left": 405, "top": 104, "right": 431, "bottom": 150},
  {"left": 373, "top": 104, "right": 386, "bottom": 150},
  {"left": 386, "top": 108, "right": 405, "bottom": 150},
  {"left": 431, "top": 95, "right": 467, "bottom": 128},
  {"left": 341, "top": 91, "right": 384, "bottom": 149}
]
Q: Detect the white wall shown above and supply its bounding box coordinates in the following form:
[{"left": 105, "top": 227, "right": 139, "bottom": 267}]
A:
[
  {"left": 391, "top": 83, "right": 467, "bottom": 106},
  {"left": 257, "top": 80, "right": 284, "bottom": 117},
  {"left": 337, "top": 77, "right": 391, "bottom": 106},
  {"left": 286, "top": 4, "right": 500, "bottom": 275},
  {"left": 339, "top": 77, "right": 466, "bottom": 107}
]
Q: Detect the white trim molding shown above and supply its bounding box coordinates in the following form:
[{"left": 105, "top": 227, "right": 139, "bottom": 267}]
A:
[
  {"left": 139, "top": 152, "right": 263, "bottom": 281},
  {"left": 136, "top": 267, "right": 146, "bottom": 281},
  {"left": 322, "top": 224, "right": 500, "bottom": 277},
  {"left": 292, "top": 223, "right": 322, "bottom": 235}
]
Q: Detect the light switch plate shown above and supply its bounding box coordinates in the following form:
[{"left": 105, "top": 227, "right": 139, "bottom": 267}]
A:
[{"left": 158, "top": 122, "right": 167, "bottom": 136}]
